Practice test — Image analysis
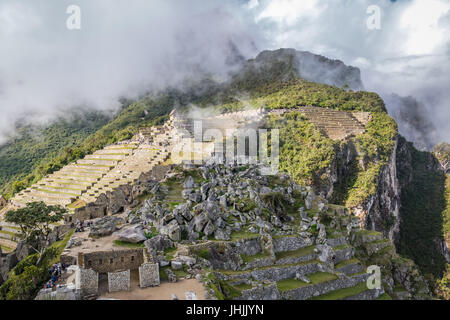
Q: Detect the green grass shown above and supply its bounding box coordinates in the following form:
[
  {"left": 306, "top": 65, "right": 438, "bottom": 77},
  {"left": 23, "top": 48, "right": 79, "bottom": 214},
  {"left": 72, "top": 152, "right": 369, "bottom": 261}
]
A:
[
  {"left": 234, "top": 283, "right": 253, "bottom": 291},
  {"left": 277, "top": 272, "right": 338, "bottom": 292},
  {"left": 164, "top": 247, "right": 177, "bottom": 261},
  {"left": 309, "top": 281, "right": 369, "bottom": 300},
  {"left": 376, "top": 293, "right": 392, "bottom": 300},
  {"left": 113, "top": 240, "right": 145, "bottom": 248},
  {"left": 275, "top": 245, "right": 316, "bottom": 261},
  {"left": 218, "top": 260, "right": 320, "bottom": 276},
  {"left": 355, "top": 229, "right": 382, "bottom": 238},
  {"left": 0, "top": 230, "right": 18, "bottom": 237},
  {"left": 35, "top": 188, "right": 79, "bottom": 197},
  {"left": 230, "top": 231, "right": 260, "bottom": 241},
  {"left": 334, "top": 244, "right": 350, "bottom": 251},
  {"left": 335, "top": 258, "right": 360, "bottom": 269},
  {"left": 0, "top": 245, "right": 13, "bottom": 253},
  {"left": 241, "top": 252, "right": 272, "bottom": 264}
]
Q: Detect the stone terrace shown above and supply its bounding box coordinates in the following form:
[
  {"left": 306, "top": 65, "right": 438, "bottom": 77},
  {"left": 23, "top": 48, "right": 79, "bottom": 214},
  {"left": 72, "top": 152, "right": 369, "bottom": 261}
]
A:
[
  {"left": 271, "top": 106, "right": 371, "bottom": 140},
  {"left": 9, "top": 115, "right": 176, "bottom": 210}
]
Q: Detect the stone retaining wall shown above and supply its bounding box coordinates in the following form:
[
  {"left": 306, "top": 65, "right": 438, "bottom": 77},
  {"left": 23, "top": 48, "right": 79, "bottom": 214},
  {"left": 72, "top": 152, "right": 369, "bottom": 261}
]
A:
[
  {"left": 273, "top": 236, "right": 313, "bottom": 253},
  {"left": 280, "top": 273, "right": 369, "bottom": 300},
  {"left": 108, "top": 270, "right": 130, "bottom": 292}
]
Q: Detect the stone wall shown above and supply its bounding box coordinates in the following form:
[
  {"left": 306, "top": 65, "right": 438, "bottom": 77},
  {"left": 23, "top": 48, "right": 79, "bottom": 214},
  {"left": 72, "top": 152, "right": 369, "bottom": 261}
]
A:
[
  {"left": 66, "top": 165, "right": 173, "bottom": 223},
  {"left": 82, "top": 249, "right": 144, "bottom": 273},
  {"left": 235, "top": 283, "right": 280, "bottom": 300},
  {"left": 108, "top": 270, "right": 130, "bottom": 292},
  {"left": 272, "top": 236, "right": 313, "bottom": 253},
  {"left": 139, "top": 263, "right": 160, "bottom": 288},
  {"left": 280, "top": 273, "right": 370, "bottom": 300},
  {"left": 75, "top": 267, "right": 98, "bottom": 297}
]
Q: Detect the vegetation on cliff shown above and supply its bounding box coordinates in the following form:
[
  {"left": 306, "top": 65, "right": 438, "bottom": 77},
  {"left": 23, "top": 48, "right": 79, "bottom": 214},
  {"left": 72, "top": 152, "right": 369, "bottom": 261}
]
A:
[
  {"left": 266, "top": 111, "right": 335, "bottom": 187},
  {"left": 0, "top": 111, "right": 110, "bottom": 197},
  {"left": 397, "top": 137, "right": 447, "bottom": 278},
  {"left": 0, "top": 230, "right": 73, "bottom": 300},
  {"left": 345, "top": 112, "right": 398, "bottom": 207}
]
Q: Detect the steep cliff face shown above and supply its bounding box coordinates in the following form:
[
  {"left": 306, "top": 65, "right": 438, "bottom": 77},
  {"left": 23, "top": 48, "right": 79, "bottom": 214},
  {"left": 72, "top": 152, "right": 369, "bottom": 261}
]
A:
[
  {"left": 352, "top": 137, "right": 401, "bottom": 244},
  {"left": 395, "top": 136, "right": 448, "bottom": 277},
  {"left": 325, "top": 136, "right": 401, "bottom": 244}
]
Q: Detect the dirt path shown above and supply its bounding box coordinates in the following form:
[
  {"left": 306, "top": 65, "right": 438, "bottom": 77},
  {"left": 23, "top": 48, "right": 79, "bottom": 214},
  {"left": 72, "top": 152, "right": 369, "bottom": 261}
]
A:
[{"left": 99, "top": 276, "right": 207, "bottom": 300}]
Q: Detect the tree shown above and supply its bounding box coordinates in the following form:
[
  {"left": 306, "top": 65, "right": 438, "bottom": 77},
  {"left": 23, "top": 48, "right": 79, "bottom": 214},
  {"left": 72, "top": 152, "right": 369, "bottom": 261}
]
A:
[{"left": 5, "top": 202, "right": 66, "bottom": 263}]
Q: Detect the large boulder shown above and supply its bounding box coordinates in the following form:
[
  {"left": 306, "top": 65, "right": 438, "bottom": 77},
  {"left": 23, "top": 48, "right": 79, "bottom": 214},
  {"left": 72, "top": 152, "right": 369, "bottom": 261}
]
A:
[
  {"left": 114, "top": 225, "right": 147, "bottom": 243},
  {"left": 183, "top": 176, "right": 195, "bottom": 189},
  {"left": 144, "top": 235, "right": 173, "bottom": 252},
  {"left": 160, "top": 220, "right": 181, "bottom": 242},
  {"left": 89, "top": 216, "right": 123, "bottom": 237},
  {"left": 193, "top": 212, "right": 209, "bottom": 233}
]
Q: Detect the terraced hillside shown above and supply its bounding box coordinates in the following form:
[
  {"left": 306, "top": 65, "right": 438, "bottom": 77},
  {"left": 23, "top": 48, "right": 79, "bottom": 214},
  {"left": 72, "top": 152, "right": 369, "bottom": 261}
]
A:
[
  {"left": 272, "top": 107, "right": 371, "bottom": 140},
  {"left": 8, "top": 115, "right": 176, "bottom": 210}
]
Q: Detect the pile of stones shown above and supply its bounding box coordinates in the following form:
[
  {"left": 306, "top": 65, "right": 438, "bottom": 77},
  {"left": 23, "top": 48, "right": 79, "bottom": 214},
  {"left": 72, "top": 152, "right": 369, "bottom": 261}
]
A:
[{"left": 133, "top": 163, "right": 327, "bottom": 244}]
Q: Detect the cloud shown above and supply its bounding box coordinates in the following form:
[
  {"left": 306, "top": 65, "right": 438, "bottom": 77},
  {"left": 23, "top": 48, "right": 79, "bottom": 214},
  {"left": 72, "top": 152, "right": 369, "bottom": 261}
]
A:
[
  {"left": 0, "top": 0, "right": 262, "bottom": 144},
  {"left": 247, "top": 0, "right": 450, "bottom": 148},
  {"left": 0, "top": 0, "right": 448, "bottom": 149}
]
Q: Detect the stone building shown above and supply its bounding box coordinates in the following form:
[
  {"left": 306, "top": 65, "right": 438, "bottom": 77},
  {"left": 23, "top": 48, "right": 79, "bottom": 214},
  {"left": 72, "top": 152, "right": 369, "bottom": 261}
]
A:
[{"left": 60, "top": 247, "right": 160, "bottom": 298}]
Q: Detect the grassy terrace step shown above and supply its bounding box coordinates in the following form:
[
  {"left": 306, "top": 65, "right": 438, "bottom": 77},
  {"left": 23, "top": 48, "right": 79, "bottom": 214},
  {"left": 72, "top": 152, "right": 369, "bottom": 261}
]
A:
[
  {"left": 104, "top": 145, "right": 137, "bottom": 149},
  {"left": 241, "top": 252, "right": 273, "bottom": 264},
  {"left": 77, "top": 159, "right": 119, "bottom": 166},
  {"left": 34, "top": 186, "right": 85, "bottom": 194},
  {"left": 1, "top": 244, "right": 13, "bottom": 253},
  {"left": 33, "top": 188, "right": 79, "bottom": 197},
  {"left": 0, "top": 229, "right": 18, "bottom": 237},
  {"left": 354, "top": 230, "right": 383, "bottom": 243},
  {"left": 335, "top": 258, "right": 360, "bottom": 270},
  {"left": 217, "top": 259, "right": 320, "bottom": 277},
  {"left": 0, "top": 238, "right": 18, "bottom": 249},
  {"left": 229, "top": 231, "right": 260, "bottom": 241},
  {"left": 376, "top": 293, "right": 393, "bottom": 300},
  {"left": 73, "top": 163, "right": 114, "bottom": 169},
  {"left": 42, "top": 181, "right": 92, "bottom": 187},
  {"left": 334, "top": 244, "right": 351, "bottom": 251},
  {"left": 275, "top": 245, "right": 316, "bottom": 261},
  {"left": 0, "top": 230, "right": 17, "bottom": 240},
  {"left": 15, "top": 193, "right": 74, "bottom": 205},
  {"left": 85, "top": 154, "right": 128, "bottom": 159},
  {"left": 54, "top": 172, "right": 104, "bottom": 179},
  {"left": 308, "top": 281, "right": 369, "bottom": 300},
  {"left": 277, "top": 272, "right": 338, "bottom": 292}
]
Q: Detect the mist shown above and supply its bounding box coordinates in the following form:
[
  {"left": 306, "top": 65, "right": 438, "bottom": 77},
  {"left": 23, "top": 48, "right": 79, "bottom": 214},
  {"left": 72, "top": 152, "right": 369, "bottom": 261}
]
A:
[
  {"left": 0, "top": 0, "right": 262, "bottom": 144},
  {"left": 247, "top": 0, "right": 450, "bottom": 149},
  {"left": 0, "top": 0, "right": 449, "bottom": 149}
]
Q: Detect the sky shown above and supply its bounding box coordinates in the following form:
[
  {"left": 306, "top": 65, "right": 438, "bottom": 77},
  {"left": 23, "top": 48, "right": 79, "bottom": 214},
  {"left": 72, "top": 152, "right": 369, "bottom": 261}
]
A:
[{"left": 0, "top": 0, "right": 449, "bottom": 147}]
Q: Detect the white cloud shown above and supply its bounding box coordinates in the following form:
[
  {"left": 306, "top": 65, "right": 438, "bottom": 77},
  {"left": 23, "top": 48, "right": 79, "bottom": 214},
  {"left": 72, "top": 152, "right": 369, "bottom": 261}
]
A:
[
  {"left": 399, "top": 0, "right": 450, "bottom": 55},
  {"left": 247, "top": 0, "right": 450, "bottom": 146},
  {"left": 0, "top": 0, "right": 448, "bottom": 147},
  {"left": 256, "top": 0, "right": 326, "bottom": 25}
]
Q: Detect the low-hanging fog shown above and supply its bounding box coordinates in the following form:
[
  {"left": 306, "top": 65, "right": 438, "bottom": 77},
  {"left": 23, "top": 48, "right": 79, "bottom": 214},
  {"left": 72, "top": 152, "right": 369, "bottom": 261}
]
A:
[{"left": 0, "top": 0, "right": 448, "bottom": 150}]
